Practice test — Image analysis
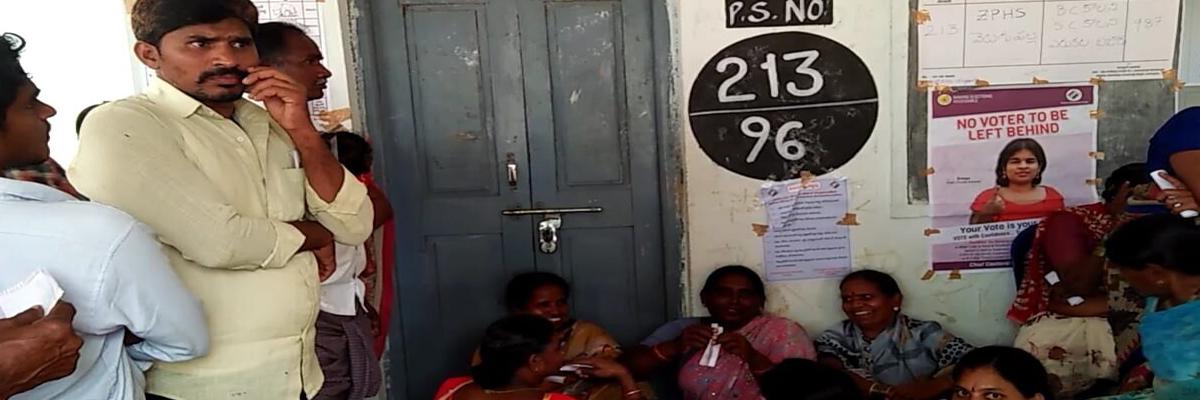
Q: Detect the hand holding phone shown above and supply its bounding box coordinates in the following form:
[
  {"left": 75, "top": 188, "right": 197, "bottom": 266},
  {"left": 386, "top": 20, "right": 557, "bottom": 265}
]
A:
[{"left": 1152, "top": 170, "right": 1199, "bottom": 218}]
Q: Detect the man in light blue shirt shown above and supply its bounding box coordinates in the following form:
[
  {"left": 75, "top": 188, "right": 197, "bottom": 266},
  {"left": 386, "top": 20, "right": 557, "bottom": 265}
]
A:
[{"left": 0, "top": 33, "right": 208, "bottom": 399}]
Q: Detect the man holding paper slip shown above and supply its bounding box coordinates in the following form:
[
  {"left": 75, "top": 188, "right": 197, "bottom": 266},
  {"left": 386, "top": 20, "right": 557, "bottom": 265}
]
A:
[
  {"left": 0, "top": 32, "right": 208, "bottom": 399},
  {"left": 0, "top": 303, "right": 81, "bottom": 399}
]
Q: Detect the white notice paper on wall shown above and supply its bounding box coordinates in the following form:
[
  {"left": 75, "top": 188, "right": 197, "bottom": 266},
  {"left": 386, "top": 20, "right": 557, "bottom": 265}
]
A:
[
  {"left": 760, "top": 177, "right": 852, "bottom": 282},
  {"left": 918, "top": 0, "right": 1181, "bottom": 85}
]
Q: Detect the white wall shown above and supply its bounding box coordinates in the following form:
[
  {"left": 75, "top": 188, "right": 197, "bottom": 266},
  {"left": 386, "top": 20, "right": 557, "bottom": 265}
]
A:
[
  {"left": 675, "top": 1, "right": 1018, "bottom": 346},
  {"left": 317, "top": 0, "right": 354, "bottom": 129},
  {"left": 0, "top": 0, "right": 356, "bottom": 166},
  {"left": 0, "top": 0, "right": 143, "bottom": 166}
]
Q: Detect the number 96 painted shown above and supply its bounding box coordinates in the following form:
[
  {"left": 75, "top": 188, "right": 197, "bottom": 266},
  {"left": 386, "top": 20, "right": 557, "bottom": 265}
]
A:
[{"left": 688, "top": 32, "right": 878, "bottom": 181}]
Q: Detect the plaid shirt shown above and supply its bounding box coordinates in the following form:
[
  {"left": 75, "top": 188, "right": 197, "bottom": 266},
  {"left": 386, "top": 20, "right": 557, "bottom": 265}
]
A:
[{"left": 1, "top": 159, "right": 87, "bottom": 200}]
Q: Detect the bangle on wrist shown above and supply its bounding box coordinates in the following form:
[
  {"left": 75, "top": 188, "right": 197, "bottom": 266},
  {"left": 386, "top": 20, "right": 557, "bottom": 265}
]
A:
[
  {"left": 869, "top": 382, "right": 892, "bottom": 396},
  {"left": 651, "top": 343, "right": 671, "bottom": 361}
]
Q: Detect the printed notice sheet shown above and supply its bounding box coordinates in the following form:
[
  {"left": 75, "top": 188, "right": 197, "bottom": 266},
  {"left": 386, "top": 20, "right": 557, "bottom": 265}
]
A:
[{"left": 760, "top": 177, "right": 852, "bottom": 282}]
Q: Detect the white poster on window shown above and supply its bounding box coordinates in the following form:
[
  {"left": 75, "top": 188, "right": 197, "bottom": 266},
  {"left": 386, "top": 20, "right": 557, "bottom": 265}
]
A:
[{"left": 918, "top": 0, "right": 1181, "bottom": 85}]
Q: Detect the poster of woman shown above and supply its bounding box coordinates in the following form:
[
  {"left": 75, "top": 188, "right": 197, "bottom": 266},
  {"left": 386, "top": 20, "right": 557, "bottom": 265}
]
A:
[
  {"left": 927, "top": 85, "right": 1098, "bottom": 271},
  {"left": 968, "top": 138, "right": 1065, "bottom": 224}
]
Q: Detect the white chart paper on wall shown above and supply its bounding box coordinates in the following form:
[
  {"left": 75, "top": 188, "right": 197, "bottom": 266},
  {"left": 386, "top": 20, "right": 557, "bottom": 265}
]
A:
[
  {"left": 919, "top": 0, "right": 1181, "bottom": 85},
  {"left": 760, "top": 177, "right": 852, "bottom": 282},
  {"left": 140, "top": 0, "right": 331, "bottom": 116}
]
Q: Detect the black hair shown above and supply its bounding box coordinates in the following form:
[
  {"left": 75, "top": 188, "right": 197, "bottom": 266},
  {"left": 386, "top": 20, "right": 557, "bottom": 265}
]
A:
[
  {"left": 995, "top": 138, "right": 1048, "bottom": 187},
  {"left": 320, "top": 131, "right": 373, "bottom": 175},
  {"left": 0, "top": 33, "right": 29, "bottom": 128},
  {"left": 761, "top": 359, "right": 865, "bottom": 400},
  {"left": 1100, "top": 163, "right": 1151, "bottom": 202},
  {"left": 471, "top": 314, "right": 556, "bottom": 389},
  {"left": 256, "top": 22, "right": 307, "bottom": 65},
  {"left": 1105, "top": 213, "right": 1200, "bottom": 276},
  {"left": 75, "top": 102, "right": 108, "bottom": 135},
  {"left": 131, "top": 0, "right": 257, "bottom": 47},
  {"left": 840, "top": 269, "right": 902, "bottom": 298},
  {"left": 701, "top": 265, "right": 765, "bottom": 298},
  {"left": 953, "top": 346, "right": 1055, "bottom": 400},
  {"left": 504, "top": 272, "right": 570, "bottom": 312}
]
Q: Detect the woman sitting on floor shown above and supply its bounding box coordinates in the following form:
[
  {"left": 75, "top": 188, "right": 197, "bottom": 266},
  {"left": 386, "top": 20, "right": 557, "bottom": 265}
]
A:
[
  {"left": 473, "top": 272, "right": 632, "bottom": 399},
  {"left": 1007, "top": 163, "right": 1156, "bottom": 398},
  {"left": 625, "top": 265, "right": 816, "bottom": 400},
  {"left": 439, "top": 315, "right": 645, "bottom": 400},
  {"left": 1094, "top": 214, "right": 1200, "bottom": 399},
  {"left": 486, "top": 272, "right": 620, "bottom": 362},
  {"left": 816, "top": 269, "right": 975, "bottom": 400}
]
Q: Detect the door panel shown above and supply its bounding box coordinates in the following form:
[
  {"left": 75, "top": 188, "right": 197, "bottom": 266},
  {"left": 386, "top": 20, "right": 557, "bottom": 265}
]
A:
[
  {"left": 559, "top": 228, "right": 641, "bottom": 341},
  {"left": 546, "top": 2, "right": 626, "bottom": 186},
  {"left": 374, "top": 1, "right": 536, "bottom": 398},
  {"left": 408, "top": 8, "right": 499, "bottom": 195},
  {"left": 428, "top": 234, "right": 512, "bottom": 346},
  {"left": 518, "top": 0, "right": 665, "bottom": 345},
  {"left": 371, "top": 0, "right": 666, "bottom": 398}
]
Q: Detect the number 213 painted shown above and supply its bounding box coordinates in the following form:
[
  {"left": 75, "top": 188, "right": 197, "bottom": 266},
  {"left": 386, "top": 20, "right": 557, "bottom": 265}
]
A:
[{"left": 716, "top": 50, "right": 824, "bottom": 103}]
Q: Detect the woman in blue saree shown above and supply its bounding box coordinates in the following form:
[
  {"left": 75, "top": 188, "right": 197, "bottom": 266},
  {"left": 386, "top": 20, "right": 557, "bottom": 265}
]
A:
[{"left": 1097, "top": 214, "right": 1200, "bottom": 399}]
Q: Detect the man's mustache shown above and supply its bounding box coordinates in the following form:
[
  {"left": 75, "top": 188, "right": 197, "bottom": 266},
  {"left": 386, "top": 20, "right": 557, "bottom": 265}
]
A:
[{"left": 196, "top": 67, "right": 249, "bottom": 84}]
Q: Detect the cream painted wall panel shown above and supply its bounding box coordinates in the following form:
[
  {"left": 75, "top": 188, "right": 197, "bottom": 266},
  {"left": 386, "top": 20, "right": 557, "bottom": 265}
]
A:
[{"left": 676, "top": 0, "right": 1017, "bottom": 346}]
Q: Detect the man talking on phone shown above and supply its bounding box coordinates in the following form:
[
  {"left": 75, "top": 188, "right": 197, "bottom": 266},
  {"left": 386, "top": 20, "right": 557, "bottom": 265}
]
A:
[{"left": 69, "top": 1, "right": 375, "bottom": 399}]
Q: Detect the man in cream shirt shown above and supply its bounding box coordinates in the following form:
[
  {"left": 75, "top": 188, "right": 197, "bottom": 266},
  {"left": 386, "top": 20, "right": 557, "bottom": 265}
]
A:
[{"left": 69, "top": 1, "right": 374, "bottom": 399}]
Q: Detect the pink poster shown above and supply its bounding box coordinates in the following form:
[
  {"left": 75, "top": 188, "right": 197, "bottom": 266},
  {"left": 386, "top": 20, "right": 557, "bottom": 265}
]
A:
[{"left": 927, "top": 85, "right": 1098, "bottom": 271}]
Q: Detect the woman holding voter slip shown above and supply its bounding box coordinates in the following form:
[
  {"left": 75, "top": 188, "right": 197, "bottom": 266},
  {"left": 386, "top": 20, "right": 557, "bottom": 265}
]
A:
[{"left": 624, "top": 266, "right": 815, "bottom": 400}]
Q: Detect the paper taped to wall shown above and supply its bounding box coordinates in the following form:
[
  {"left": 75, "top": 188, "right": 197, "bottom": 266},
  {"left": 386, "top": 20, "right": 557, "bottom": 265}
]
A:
[
  {"left": 760, "top": 177, "right": 852, "bottom": 282},
  {"left": 918, "top": 0, "right": 1181, "bottom": 85}
]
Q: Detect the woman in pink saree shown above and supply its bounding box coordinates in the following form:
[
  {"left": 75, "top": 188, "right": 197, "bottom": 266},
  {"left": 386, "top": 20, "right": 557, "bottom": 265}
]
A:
[{"left": 625, "top": 265, "right": 816, "bottom": 399}]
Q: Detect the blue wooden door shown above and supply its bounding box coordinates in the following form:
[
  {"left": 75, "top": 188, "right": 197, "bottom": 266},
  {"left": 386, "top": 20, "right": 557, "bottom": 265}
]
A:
[
  {"left": 367, "top": 0, "right": 666, "bottom": 398},
  {"left": 515, "top": 0, "right": 666, "bottom": 348}
]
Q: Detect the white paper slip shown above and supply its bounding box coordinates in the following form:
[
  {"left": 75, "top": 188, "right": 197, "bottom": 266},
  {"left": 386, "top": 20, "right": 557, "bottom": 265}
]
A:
[
  {"left": 559, "top": 364, "right": 591, "bottom": 373},
  {"left": 0, "top": 269, "right": 64, "bottom": 318},
  {"left": 698, "top": 324, "right": 724, "bottom": 368},
  {"left": 1044, "top": 271, "right": 1061, "bottom": 286},
  {"left": 1067, "top": 296, "right": 1086, "bottom": 307}
]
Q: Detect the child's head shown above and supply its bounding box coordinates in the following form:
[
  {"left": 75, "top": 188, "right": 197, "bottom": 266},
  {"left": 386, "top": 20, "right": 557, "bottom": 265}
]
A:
[
  {"left": 760, "top": 358, "right": 864, "bottom": 400},
  {"left": 321, "top": 131, "right": 373, "bottom": 175}
]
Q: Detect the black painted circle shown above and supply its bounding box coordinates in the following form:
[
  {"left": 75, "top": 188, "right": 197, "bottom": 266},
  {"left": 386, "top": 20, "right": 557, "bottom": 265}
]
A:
[{"left": 688, "top": 31, "right": 878, "bottom": 180}]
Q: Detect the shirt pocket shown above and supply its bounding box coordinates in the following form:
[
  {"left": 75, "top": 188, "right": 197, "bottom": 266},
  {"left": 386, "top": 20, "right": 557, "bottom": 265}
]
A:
[{"left": 266, "top": 167, "right": 307, "bottom": 221}]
